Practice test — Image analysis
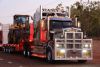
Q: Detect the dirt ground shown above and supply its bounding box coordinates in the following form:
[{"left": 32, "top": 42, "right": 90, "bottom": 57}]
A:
[{"left": 92, "top": 39, "right": 100, "bottom": 64}]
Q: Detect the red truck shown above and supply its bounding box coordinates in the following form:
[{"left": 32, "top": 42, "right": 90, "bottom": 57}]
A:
[{"left": 3, "top": 6, "right": 93, "bottom": 63}]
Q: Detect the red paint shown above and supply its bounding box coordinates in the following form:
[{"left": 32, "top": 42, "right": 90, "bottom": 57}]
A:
[
  {"left": 29, "top": 23, "right": 34, "bottom": 41},
  {"left": 40, "top": 30, "right": 47, "bottom": 42},
  {"left": 40, "top": 21, "right": 47, "bottom": 42}
]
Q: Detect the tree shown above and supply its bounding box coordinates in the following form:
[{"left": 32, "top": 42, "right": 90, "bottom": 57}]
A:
[{"left": 71, "top": 1, "right": 100, "bottom": 37}]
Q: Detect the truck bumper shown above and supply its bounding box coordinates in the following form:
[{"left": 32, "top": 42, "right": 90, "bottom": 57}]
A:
[{"left": 54, "top": 57, "right": 92, "bottom": 60}]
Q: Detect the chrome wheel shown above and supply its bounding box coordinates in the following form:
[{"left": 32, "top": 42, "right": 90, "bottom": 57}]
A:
[{"left": 23, "top": 50, "right": 26, "bottom": 56}]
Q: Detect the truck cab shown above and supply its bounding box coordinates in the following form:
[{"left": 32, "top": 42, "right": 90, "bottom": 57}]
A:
[{"left": 33, "top": 6, "right": 92, "bottom": 63}]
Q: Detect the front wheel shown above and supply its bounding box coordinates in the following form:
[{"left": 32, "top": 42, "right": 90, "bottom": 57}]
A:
[
  {"left": 27, "top": 50, "right": 32, "bottom": 58},
  {"left": 46, "top": 51, "right": 53, "bottom": 63}
]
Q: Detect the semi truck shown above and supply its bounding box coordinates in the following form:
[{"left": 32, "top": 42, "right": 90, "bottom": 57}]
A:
[
  {"left": 3, "top": 6, "right": 93, "bottom": 63},
  {"left": 32, "top": 6, "right": 93, "bottom": 62},
  {"left": 32, "top": 6, "right": 93, "bottom": 63}
]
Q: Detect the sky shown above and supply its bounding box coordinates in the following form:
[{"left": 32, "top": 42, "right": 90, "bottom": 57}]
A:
[{"left": 0, "top": 0, "right": 99, "bottom": 24}]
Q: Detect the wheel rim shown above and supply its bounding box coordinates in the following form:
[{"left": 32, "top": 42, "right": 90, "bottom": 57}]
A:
[
  {"left": 47, "top": 52, "right": 51, "bottom": 61},
  {"left": 4, "top": 48, "right": 5, "bottom": 52},
  {"left": 23, "top": 51, "right": 25, "bottom": 55},
  {"left": 6, "top": 48, "right": 8, "bottom": 52},
  {"left": 8, "top": 49, "right": 10, "bottom": 53},
  {"left": 27, "top": 51, "right": 30, "bottom": 56}
]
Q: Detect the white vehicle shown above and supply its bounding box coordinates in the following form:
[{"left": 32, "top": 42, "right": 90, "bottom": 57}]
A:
[{"left": 2, "top": 24, "right": 9, "bottom": 44}]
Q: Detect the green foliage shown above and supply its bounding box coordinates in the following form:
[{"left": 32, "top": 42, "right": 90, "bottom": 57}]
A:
[{"left": 71, "top": 1, "right": 100, "bottom": 37}]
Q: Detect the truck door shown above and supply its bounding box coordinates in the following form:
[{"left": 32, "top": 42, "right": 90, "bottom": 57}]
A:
[
  {"left": 33, "top": 19, "right": 47, "bottom": 55},
  {"left": 40, "top": 20, "right": 47, "bottom": 42}
]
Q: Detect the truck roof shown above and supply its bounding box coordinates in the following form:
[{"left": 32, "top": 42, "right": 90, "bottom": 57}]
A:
[
  {"left": 49, "top": 17, "right": 72, "bottom": 21},
  {"left": 14, "top": 15, "right": 29, "bottom": 17}
]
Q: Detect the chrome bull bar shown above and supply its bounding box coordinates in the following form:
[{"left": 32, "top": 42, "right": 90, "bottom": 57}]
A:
[{"left": 54, "top": 32, "right": 93, "bottom": 60}]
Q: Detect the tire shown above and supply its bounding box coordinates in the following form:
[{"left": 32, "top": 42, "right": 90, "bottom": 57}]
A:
[
  {"left": 8, "top": 48, "right": 11, "bottom": 53},
  {"left": 78, "top": 60, "right": 87, "bottom": 63},
  {"left": 23, "top": 50, "right": 27, "bottom": 57},
  {"left": 46, "top": 51, "right": 53, "bottom": 63},
  {"left": 3, "top": 47, "right": 4, "bottom": 52},
  {"left": 23, "top": 50, "right": 26, "bottom": 56},
  {"left": 10, "top": 48, "right": 13, "bottom": 53},
  {"left": 5, "top": 48, "right": 8, "bottom": 53},
  {"left": 3, "top": 47, "right": 6, "bottom": 53},
  {"left": 27, "top": 51, "right": 31, "bottom": 58}
]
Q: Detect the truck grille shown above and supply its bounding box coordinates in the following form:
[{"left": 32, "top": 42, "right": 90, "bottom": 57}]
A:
[
  {"left": 65, "top": 32, "right": 83, "bottom": 58},
  {"left": 65, "top": 32, "right": 83, "bottom": 49},
  {"left": 67, "top": 50, "right": 82, "bottom": 58},
  {"left": 55, "top": 32, "right": 92, "bottom": 59}
]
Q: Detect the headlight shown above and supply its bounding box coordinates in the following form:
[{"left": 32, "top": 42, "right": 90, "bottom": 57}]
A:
[
  {"left": 82, "top": 50, "right": 91, "bottom": 58},
  {"left": 84, "top": 44, "right": 91, "bottom": 48},
  {"left": 90, "top": 44, "right": 92, "bottom": 48},
  {"left": 56, "top": 44, "right": 64, "bottom": 48},
  {"left": 56, "top": 49, "right": 66, "bottom": 58},
  {"left": 60, "top": 49, "right": 65, "bottom": 53},
  {"left": 82, "top": 50, "right": 87, "bottom": 53},
  {"left": 84, "top": 44, "right": 89, "bottom": 48},
  {"left": 56, "top": 44, "right": 60, "bottom": 47}
]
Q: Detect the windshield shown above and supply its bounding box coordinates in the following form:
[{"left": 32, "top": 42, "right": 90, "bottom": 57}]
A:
[
  {"left": 14, "top": 16, "right": 29, "bottom": 24},
  {"left": 50, "top": 20, "right": 73, "bottom": 30}
]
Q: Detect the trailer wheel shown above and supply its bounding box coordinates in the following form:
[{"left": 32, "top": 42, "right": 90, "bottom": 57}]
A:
[
  {"left": 8, "top": 48, "right": 11, "bottom": 53},
  {"left": 23, "top": 50, "right": 26, "bottom": 56},
  {"left": 78, "top": 60, "right": 87, "bottom": 63},
  {"left": 3, "top": 47, "right": 6, "bottom": 52},
  {"left": 23, "top": 50, "right": 28, "bottom": 57},
  {"left": 46, "top": 51, "right": 53, "bottom": 63},
  {"left": 5, "top": 47, "right": 7, "bottom": 53},
  {"left": 5, "top": 48, "right": 8, "bottom": 53},
  {"left": 10, "top": 47, "right": 14, "bottom": 53}
]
